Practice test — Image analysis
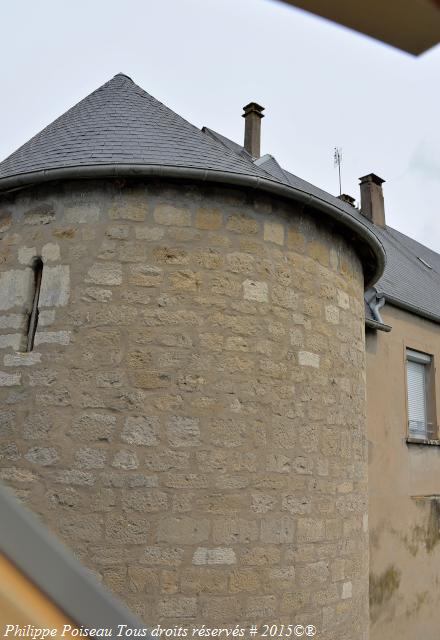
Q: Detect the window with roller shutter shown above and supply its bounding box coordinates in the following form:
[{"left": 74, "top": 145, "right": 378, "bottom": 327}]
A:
[{"left": 406, "top": 348, "right": 434, "bottom": 440}]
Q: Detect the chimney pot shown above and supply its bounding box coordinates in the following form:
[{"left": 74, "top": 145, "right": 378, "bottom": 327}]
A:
[
  {"left": 242, "top": 102, "right": 264, "bottom": 158},
  {"left": 359, "top": 173, "right": 386, "bottom": 227}
]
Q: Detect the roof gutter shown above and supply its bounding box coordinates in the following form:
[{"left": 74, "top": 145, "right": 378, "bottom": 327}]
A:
[
  {"left": 365, "top": 317, "right": 392, "bottom": 332},
  {"left": 383, "top": 293, "right": 440, "bottom": 326},
  {"left": 0, "top": 163, "right": 386, "bottom": 287}
]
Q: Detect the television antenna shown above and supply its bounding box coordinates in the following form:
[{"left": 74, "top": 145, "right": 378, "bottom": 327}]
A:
[{"left": 334, "top": 147, "right": 342, "bottom": 195}]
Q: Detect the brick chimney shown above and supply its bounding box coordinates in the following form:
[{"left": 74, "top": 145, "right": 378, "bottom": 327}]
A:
[
  {"left": 359, "top": 173, "right": 386, "bottom": 227},
  {"left": 242, "top": 102, "right": 264, "bottom": 158}
]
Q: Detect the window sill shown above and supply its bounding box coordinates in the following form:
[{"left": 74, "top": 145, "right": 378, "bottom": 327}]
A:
[{"left": 406, "top": 437, "right": 440, "bottom": 447}]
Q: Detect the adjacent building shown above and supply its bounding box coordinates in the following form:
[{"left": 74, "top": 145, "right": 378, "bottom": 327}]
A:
[{"left": 361, "top": 177, "right": 440, "bottom": 639}]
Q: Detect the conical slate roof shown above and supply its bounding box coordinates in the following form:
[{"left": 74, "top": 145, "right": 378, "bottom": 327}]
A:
[
  {"left": 0, "top": 73, "right": 385, "bottom": 286},
  {"left": 0, "top": 73, "right": 267, "bottom": 183}
]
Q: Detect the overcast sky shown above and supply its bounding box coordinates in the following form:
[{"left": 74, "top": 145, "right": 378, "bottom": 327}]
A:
[{"left": 2, "top": 0, "right": 440, "bottom": 251}]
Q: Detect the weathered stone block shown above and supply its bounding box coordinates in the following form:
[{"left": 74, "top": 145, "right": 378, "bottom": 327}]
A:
[
  {"left": 112, "top": 450, "right": 139, "bottom": 470},
  {"left": 192, "top": 547, "right": 236, "bottom": 565},
  {"left": 85, "top": 263, "right": 122, "bottom": 286},
  {"left": 75, "top": 447, "right": 107, "bottom": 469},
  {"left": 34, "top": 331, "right": 70, "bottom": 346},
  {"left": 121, "top": 416, "right": 160, "bottom": 446},
  {"left": 0, "top": 269, "right": 32, "bottom": 311},
  {"left": 166, "top": 416, "right": 200, "bottom": 447},
  {"left": 297, "top": 518, "right": 325, "bottom": 542},
  {"left": 108, "top": 201, "right": 148, "bottom": 221},
  {"left": 0, "top": 314, "right": 26, "bottom": 330},
  {"left": 141, "top": 546, "right": 184, "bottom": 566},
  {"left": 25, "top": 447, "right": 58, "bottom": 466},
  {"left": 242, "top": 279, "right": 268, "bottom": 303},
  {"left": 157, "top": 597, "right": 197, "bottom": 618},
  {"left": 260, "top": 517, "right": 295, "bottom": 543},
  {"left": 69, "top": 413, "right": 116, "bottom": 442},
  {"left": 64, "top": 204, "right": 100, "bottom": 224},
  {"left": 212, "top": 518, "right": 259, "bottom": 544},
  {"left": 0, "top": 371, "right": 21, "bottom": 386},
  {"left": 264, "top": 221, "right": 285, "bottom": 245},
  {"left": 42, "top": 243, "right": 61, "bottom": 262},
  {"left": 18, "top": 247, "right": 36, "bottom": 265},
  {"left": 39, "top": 265, "right": 70, "bottom": 307},
  {"left": 298, "top": 351, "right": 320, "bottom": 368},
  {"left": 157, "top": 516, "right": 210, "bottom": 544},
  {"left": 154, "top": 204, "right": 191, "bottom": 226},
  {"left": 4, "top": 352, "right": 41, "bottom": 366},
  {"left": 106, "top": 514, "right": 149, "bottom": 544},
  {"left": 226, "top": 214, "right": 259, "bottom": 234},
  {"left": 135, "top": 226, "right": 164, "bottom": 241},
  {"left": 195, "top": 208, "right": 222, "bottom": 230},
  {"left": 128, "top": 265, "right": 162, "bottom": 287}
]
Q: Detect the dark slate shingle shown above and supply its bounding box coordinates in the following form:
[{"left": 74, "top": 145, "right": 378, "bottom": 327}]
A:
[{"left": 0, "top": 74, "right": 274, "bottom": 182}]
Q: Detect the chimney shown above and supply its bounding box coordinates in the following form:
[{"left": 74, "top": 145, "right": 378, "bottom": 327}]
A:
[
  {"left": 359, "top": 173, "right": 386, "bottom": 227},
  {"left": 242, "top": 102, "right": 264, "bottom": 158}
]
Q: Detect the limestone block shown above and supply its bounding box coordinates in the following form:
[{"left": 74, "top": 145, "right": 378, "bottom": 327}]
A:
[
  {"left": 121, "top": 416, "right": 160, "bottom": 446},
  {"left": 226, "top": 214, "right": 259, "bottom": 234},
  {"left": 141, "top": 546, "right": 185, "bottom": 566},
  {"left": 4, "top": 352, "right": 41, "bottom": 366},
  {"left": 166, "top": 416, "right": 200, "bottom": 447},
  {"left": 195, "top": 208, "right": 222, "bottom": 230},
  {"left": 264, "top": 221, "right": 285, "bottom": 245},
  {"left": 0, "top": 371, "right": 21, "bottom": 386},
  {"left": 85, "top": 263, "right": 121, "bottom": 286},
  {"left": 69, "top": 413, "right": 116, "bottom": 442},
  {"left": 39, "top": 265, "right": 70, "bottom": 307},
  {"left": 24, "top": 447, "right": 58, "bottom": 466},
  {"left": 157, "top": 516, "right": 210, "bottom": 544},
  {"left": 243, "top": 279, "right": 268, "bottom": 303},
  {"left": 0, "top": 314, "right": 26, "bottom": 330},
  {"left": 112, "top": 450, "right": 139, "bottom": 470},
  {"left": 108, "top": 201, "right": 148, "bottom": 221},
  {"left": 0, "top": 269, "right": 32, "bottom": 311},
  {"left": 154, "top": 204, "right": 191, "bottom": 226},
  {"left": 75, "top": 448, "right": 107, "bottom": 469},
  {"left": 64, "top": 204, "right": 100, "bottom": 224},
  {"left": 18, "top": 247, "right": 36, "bottom": 265},
  {"left": 34, "top": 331, "right": 70, "bottom": 346},
  {"left": 42, "top": 243, "right": 61, "bottom": 262},
  {"left": 192, "top": 547, "right": 236, "bottom": 565},
  {"left": 298, "top": 351, "right": 320, "bottom": 368}
]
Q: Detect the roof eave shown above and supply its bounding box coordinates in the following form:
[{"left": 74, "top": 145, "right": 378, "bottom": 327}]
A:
[
  {"left": 0, "top": 163, "right": 386, "bottom": 288},
  {"left": 383, "top": 295, "right": 440, "bottom": 326}
]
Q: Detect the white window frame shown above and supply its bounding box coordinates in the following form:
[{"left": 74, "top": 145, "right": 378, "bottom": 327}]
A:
[{"left": 406, "top": 348, "right": 432, "bottom": 440}]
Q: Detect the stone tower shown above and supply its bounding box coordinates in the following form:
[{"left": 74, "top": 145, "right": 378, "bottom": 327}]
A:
[{"left": 0, "top": 74, "right": 384, "bottom": 639}]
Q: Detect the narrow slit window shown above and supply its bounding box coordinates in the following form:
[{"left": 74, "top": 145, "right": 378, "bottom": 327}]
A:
[{"left": 26, "top": 257, "right": 43, "bottom": 352}]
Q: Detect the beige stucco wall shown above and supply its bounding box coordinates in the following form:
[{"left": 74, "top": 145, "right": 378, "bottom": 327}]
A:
[
  {"left": 366, "top": 304, "right": 440, "bottom": 639},
  {"left": 0, "top": 179, "right": 369, "bottom": 638}
]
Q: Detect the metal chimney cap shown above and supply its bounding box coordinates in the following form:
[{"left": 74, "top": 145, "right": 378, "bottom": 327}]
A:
[
  {"left": 242, "top": 103, "right": 265, "bottom": 118},
  {"left": 359, "top": 173, "right": 385, "bottom": 186}
]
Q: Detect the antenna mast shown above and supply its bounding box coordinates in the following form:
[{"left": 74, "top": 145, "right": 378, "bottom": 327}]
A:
[{"left": 334, "top": 147, "right": 342, "bottom": 195}]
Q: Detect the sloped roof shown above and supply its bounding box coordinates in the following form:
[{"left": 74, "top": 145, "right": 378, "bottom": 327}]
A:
[
  {"left": 207, "top": 131, "right": 440, "bottom": 325},
  {"left": 0, "top": 74, "right": 265, "bottom": 181},
  {"left": 0, "top": 74, "right": 384, "bottom": 286},
  {"left": 374, "top": 225, "right": 440, "bottom": 323}
]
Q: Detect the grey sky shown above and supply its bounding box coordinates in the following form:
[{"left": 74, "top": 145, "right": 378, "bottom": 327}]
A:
[{"left": 2, "top": 0, "right": 440, "bottom": 251}]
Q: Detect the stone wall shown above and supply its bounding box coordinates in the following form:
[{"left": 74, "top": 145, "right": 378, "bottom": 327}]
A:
[{"left": 0, "top": 179, "right": 368, "bottom": 639}]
